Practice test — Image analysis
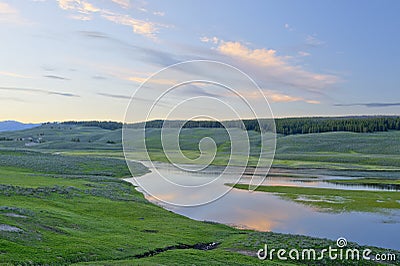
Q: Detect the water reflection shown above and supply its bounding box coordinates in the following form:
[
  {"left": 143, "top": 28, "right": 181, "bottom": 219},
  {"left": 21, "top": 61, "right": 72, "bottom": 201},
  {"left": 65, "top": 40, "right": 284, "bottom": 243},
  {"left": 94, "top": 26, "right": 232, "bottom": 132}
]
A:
[{"left": 124, "top": 162, "right": 400, "bottom": 250}]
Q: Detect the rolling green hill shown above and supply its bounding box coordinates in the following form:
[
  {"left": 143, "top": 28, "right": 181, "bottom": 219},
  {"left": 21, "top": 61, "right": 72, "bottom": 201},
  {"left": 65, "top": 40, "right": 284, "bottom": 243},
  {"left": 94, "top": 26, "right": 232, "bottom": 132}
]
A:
[{"left": 1, "top": 123, "right": 400, "bottom": 171}]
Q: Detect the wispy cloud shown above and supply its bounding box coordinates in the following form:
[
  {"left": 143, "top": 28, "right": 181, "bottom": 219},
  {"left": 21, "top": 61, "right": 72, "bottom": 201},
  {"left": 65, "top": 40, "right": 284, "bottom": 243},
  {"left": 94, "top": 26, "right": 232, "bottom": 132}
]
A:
[
  {"left": 57, "top": 0, "right": 99, "bottom": 21},
  {"left": 305, "top": 34, "right": 325, "bottom": 46},
  {"left": 79, "top": 30, "right": 108, "bottom": 39},
  {"left": 0, "top": 86, "right": 79, "bottom": 97},
  {"left": 97, "top": 92, "right": 130, "bottom": 99},
  {"left": 0, "top": 96, "right": 26, "bottom": 102},
  {"left": 0, "top": 2, "right": 30, "bottom": 25},
  {"left": 111, "top": 0, "right": 130, "bottom": 9},
  {"left": 92, "top": 75, "right": 107, "bottom": 80},
  {"left": 111, "top": 0, "right": 151, "bottom": 13},
  {"left": 153, "top": 11, "right": 165, "bottom": 16},
  {"left": 127, "top": 76, "right": 176, "bottom": 85},
  {"left": 79, "top": 29, "right": 331, "bottom": 106},
  {"left": 200, "top": 36, "right": 219, "bottom": 44},
  {"left": 58, "top": 0, "right": 99, "bottom": 13},
  {"left": 0, "top": 71, "right": 34, "bottom": 79},
  {"left": 78, "top": 30, "right": 180, "bottom": 66},
  {"left": 43, "top": 75, "right": 70, "bottom": 80},
  {"left": 268, "top": 93, "right": 303, "bottom": 103},
  {"left": 97, "top": 92, "right": 172, "bottom": 108},
  {"left": 41, "top": 66, "right": 56, "bottom": 71},
  {"left": 101, "top": 13, "right": 158, "bottom": 38},
  {"left": 298, "top": 51, "right": 310, "bottom": 57},
  {"left": 239, "top": 90, "right": 319, "bottom": 104},
  {"left": 284, "top": 23, "right": 293, "bottom": 31},
  {"left": 57, "top": 0, "right": 165, "bottom": 38},
  {"left": 335, "top": 102, "right": 400, "bottom": 108},
  {"left": 215, "top": 40, "right": 338, "bottom": 90},
  {"left": 49, "top": 91, "right": 77, "bottom": 97}
]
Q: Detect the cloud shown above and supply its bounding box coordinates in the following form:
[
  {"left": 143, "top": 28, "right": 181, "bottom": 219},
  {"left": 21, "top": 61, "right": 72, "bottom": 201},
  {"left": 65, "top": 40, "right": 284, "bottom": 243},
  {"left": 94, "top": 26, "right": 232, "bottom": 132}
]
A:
[
  {"left": 298, "top": 51, "right": 310, "bottom": 57},
  {"left": 58, "top": 0, "right": 99, "bottom": 13},
  {"left": 82, "top": 32, "right": 326, "bottom": 105},
  {"left": 335, "top": 102, "right": 400, "bottom": 108},
  {"left": 78, "top": 30, "right": 180, "bottom": 66},
  {"left": 43, "top": 75, "right": 70, "bottom": 80},
  {"left": 97, "top": 93, "right": 172, "bottom": 108},
  {"left": 268, "top": 93, "right": 302, "bottom": 103},
  {"left": 200, "top": 36, "right": 219, "bottom": 44},
  {"left": 127, "top": 76, "right": 176, "bottom": 85},
  {"left": 215, "top": 41, "right": 338, "bottom": 91},
  {"left": 0, "top": 96, "right": 26, "bottom": 102},
  {"left": 217, "top": 41, "right": 280, "bottom": 66},
  {"left": 305, "top": 35, "right": 325, "bottom": 46},
  {"left": 48, "top": 91, "right": 77, "bottom": 97},
  {"left": 79, "top": 30, "right": 109, "bottom": 39},
  {"left": 57, "top": 0, "right": 100, "bottom": 21},
  {"left": 101, "top": 13, "right": 158, "bottom": 38},
  {"left": 0, "top": 2, "right": 30, "bottom": 25},
  {"left": 69, "top": 14, "right": 91, "bottom": 20},
  {"left": 111, "top": 0, "right": 130, "bottom": 9},
  {"left": 57, "top": 0, "right": 98, "bottom": 20},
  {"left": 0, "top": 71, "right": 33, "bottom": 79},
  {"left": 111, "top": 0, "right": 151, "bottom": 13},
  {"left": 0, "top": 2, "right": 17, "bottom": 14},
  {"left": 41, "top": 66, "right": 56, "bottom": 71},
  {"left": 284, "top": 23, "right": 293, "bottom": 31},
  {"left": 79, "top": 29, "right": 332, "bottom": 106},
  {"left": 239, "top": 90, "right": 319, "bottom": 104},
  {"left": 92, "top": 75, "right": 107, "bottom": 80},
  {"left": 57, "top": 0, "right": 163, "bottom": 38},
  {"left": 0, "top": 86, "right": 79, "bottom": 97},
  {"left": 153, "top": 11, "right": 165, "bottom": 16},
  {"left": 305, "top": 100, "right": 321, "bottom": 104},
  {"left": 97, "top": 92, "right": 130, "bottom": 99}
]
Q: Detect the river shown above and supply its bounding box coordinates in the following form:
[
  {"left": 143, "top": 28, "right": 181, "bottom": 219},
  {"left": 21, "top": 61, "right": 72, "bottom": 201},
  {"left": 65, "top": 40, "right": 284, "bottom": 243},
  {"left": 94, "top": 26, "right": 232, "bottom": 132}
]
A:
[{"left": 124, "top": 161, "right": 400, "bottom": 250}]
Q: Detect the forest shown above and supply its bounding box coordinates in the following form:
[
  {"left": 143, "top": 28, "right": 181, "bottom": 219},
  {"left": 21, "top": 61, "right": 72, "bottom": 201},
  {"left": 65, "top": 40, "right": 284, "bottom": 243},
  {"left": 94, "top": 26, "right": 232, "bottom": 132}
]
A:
[{"left": 60, "top": 116, "right": 400, "bottom": 136}]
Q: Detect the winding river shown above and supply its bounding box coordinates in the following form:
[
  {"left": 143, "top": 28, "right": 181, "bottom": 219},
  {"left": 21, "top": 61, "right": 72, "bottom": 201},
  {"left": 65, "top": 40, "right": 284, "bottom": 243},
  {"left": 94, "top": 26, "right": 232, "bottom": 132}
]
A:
[{"left": 125, "top": 161, "right": 400, "bottom": 250}]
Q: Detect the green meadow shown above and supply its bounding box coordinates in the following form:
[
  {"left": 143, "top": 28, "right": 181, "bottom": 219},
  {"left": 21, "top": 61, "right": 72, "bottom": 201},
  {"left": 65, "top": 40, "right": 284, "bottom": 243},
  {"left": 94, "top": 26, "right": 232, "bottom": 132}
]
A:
[
  {"left": 0, "top": 124, "right": 399, "bottom": 265},
  {"left": 3, "top": 149, "right": 392, "bottom": 265}
]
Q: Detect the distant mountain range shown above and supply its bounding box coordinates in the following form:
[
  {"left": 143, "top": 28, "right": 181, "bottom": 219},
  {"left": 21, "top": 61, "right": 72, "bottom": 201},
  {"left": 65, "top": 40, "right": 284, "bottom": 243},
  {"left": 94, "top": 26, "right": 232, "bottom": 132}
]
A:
[{"left": 0, "top": 121, "right": 41, "bottom": 132}]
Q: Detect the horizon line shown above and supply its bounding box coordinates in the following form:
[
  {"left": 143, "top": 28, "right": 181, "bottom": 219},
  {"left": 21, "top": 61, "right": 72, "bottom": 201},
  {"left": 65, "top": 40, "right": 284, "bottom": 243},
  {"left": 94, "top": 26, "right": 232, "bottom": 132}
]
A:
[{"left": 2, "top": 114, "right": 400, "bottom": 125}]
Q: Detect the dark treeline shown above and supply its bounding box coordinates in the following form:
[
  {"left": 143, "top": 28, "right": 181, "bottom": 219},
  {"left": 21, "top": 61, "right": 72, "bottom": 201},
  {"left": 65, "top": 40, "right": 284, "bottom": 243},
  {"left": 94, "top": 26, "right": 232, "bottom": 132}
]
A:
[
  {"left": 60, "top": 121, "right": 122, "bottom": 130},
  {"left": 136, "top": 117, "right": 400, "bottom": 135},
  {"left": 270, "top": 116, "right": 400, "bottom": 135},
  {"left": 59, "top": 116, "right": 400, "bottom": 135}
]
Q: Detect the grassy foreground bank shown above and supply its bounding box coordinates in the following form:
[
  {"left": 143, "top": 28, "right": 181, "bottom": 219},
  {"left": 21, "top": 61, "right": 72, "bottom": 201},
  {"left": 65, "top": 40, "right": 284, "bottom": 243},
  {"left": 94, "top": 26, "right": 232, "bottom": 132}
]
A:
[{"left": 1, "top": 150, "right": 398, "bottom": 265}]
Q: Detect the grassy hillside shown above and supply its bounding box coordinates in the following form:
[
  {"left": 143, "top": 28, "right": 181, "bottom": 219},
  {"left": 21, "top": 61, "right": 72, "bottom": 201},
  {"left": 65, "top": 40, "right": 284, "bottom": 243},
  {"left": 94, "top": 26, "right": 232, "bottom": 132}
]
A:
[
  {"left": 1, "top": 125, "right": 400, "bottom": 171},
  {"left": 0, "top": 124, "right": 122, "bottom": 150}
]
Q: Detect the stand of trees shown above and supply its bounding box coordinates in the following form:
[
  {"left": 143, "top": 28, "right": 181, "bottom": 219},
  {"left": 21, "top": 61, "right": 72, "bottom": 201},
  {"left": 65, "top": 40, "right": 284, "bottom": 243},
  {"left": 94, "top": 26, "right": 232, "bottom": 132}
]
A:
[
  {"left": 59, "top": 116, "right": 400, "bottom": 136},
  {"left": 139, "top": 117, "right": 400, "bottom": 135},
  {"left": 273, "top": 116, "right": 400, "bottom": 135},
  {"left": 61, "top": 121, "right": 122, "bottom": 130}
]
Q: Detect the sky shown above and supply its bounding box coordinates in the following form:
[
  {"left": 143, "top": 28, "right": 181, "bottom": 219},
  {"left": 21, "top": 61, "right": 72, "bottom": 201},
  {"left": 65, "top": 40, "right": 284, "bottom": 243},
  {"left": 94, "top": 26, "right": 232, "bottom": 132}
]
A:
[{"left": 0, "top": 0, "right": 399, "bottom": 123}]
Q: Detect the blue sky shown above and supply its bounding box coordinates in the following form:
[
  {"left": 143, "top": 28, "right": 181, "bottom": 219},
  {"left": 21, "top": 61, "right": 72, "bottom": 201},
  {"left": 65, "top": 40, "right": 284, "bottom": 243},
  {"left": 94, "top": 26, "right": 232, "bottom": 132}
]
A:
[{"left": 0, "top": 0, "right": 399, "bottom": 123}]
